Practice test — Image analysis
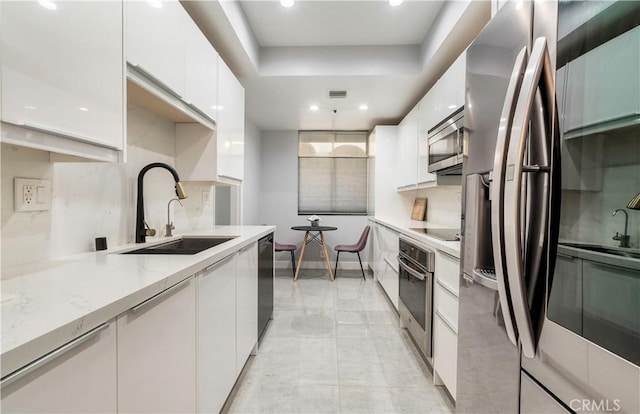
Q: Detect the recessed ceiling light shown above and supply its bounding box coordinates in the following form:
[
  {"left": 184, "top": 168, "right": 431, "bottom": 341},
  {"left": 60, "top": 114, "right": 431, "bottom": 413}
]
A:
[
  {"left": 78, "top": 107, "right": 89, "bottom": 112},
  {"left": 389, "top": 0, "right": 403, "bottom": 6},
  {"left": 280, "top": 0, "right": 294, "bottom": 8},
  {"left": 359, "top": 104, "right": 369, "bottom": 111},
  {"left": 147, "top": 0, "right": 163, "bottom": 8},
  {"left": 310, "top": 105, "right": 319, "bottom": 111},
  {"left": 38, "top": 0, "right": 57, "bottom": 10},
  {"left": 24, "top": 105, "right": 37, "bottom": 110},
  {"left": 448, "top": 104, "right": 457, "bottom": 109}
]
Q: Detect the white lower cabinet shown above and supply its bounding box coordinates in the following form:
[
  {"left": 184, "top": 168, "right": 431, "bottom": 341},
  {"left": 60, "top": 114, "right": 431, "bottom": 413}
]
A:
[
  {"left": 0, "top": 322, "right": 117, "bottom": 413},
  {"left": 117, "top": 278, "right": 196, "bottom": 414},
  {"left": 375, "top": 224, "right": 400, "bottom": 310},
  {"left": 198, "top": 254, "right": 237, "bottom": 413},
  {"left": 433, "top": 251, "right": 460, "bottom": 400},
  {"left": 236, "top": 243, "right": 258, "bottom": 375}
]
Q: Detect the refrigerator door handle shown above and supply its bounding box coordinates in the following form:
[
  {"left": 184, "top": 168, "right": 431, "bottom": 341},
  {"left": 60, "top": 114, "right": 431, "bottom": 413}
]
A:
[
  {"left": 490, "top": 46, "right": 528, "bottom": 347},
  {"left": 503, "top": 37, "right": 555, "bottom": 359}
]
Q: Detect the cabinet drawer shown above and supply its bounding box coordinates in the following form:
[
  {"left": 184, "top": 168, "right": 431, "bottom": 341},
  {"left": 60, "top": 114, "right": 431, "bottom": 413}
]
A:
[
  {"left": 434, "top": 314, "right": 458, "bottom": 400},
  {"left": 435, "top": 251, "right": 460, "bottom": 296},
  {"left": 435, "top": 281, "right": 459, "bottom": 331}
]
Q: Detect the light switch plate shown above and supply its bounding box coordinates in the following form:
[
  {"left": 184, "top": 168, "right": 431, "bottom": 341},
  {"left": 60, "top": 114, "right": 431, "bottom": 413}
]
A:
[{"left": 14, "top": 178, "right": 51, "bottom": 212}]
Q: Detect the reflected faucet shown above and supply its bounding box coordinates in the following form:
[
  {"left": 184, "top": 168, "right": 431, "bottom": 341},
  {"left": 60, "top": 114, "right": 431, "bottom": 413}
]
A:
[
  {"left": 611, "top": 209, "right": 630, "bottom": 248},
  {"left": 165, "top": 198, "right": 184, "bottom": 237},
  {"left": 136, "top": 163, "right": 187, "bottom": 243}
]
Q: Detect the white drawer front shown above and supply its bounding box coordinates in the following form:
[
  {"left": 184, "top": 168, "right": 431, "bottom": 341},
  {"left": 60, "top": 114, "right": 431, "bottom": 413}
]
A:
[
  {"left": 434, "top": 314, "right": 458, "bottom": 400},
  {"left": 435, "top": 281, "right": 459, "bottom": 331},
  {"left": 435, "top": 251, "right": 460, "bottom": 296}
]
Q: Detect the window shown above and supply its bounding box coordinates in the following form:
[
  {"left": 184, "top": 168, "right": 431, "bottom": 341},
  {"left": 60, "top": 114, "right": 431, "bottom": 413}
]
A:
[{"left": 298, "top": 131, "right": 369, "bottom": 215}]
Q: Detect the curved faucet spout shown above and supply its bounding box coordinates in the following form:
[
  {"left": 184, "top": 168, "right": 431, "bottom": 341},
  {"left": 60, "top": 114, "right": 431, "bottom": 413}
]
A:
[
  {"left": 611, "top": 209, "right": 629, "bottom": 248},
  {"left": 136, "top": 163, "right": 188, "bottom": 243}
]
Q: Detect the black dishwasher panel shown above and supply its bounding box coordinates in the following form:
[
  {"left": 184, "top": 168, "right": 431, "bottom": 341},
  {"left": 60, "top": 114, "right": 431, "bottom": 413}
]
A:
[{"left": 258, "top": 234, "right": 274, "bottom": 339}]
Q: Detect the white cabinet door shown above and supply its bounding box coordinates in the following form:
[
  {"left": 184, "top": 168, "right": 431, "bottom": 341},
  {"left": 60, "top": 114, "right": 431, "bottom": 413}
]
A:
[
  {"left": 418, "top": 93, "right": 437, "bottom": 184},
  {"left": 433, "top": 314, "right": 458, "bottom": 400},
  {"left": 396, "top": 107, "right": 418, "bottom": 189},
  {"left": 433, "top": 251, "right": 459, "bottom": 401},
  {"left": 217, "top": 59, "right": 245, "bottom": 182},
  {"left": 1, "top": 1, "right": 124, "bottom": 151},
  {"left": 564, "top": 26, "right": 640, "bottom": 135},
  {"left": 197, "top": 255, "right": 237, "bottom": 414},
  {"left": 184, "top": 18, "right": 218, "bottom": 121},
  {"left": 377, "top": 224, "right": 399, "bottom": 309},
  {"left": 127, "top": 0, "right": 187, "bottom": 97},
  {"left": 434, "top": 54, "right": 466, "bottom": 123},
  {"left": 1, "top": 322, "right": 117, "bottom": 413},
  {"left": 117, "top": 278, "right": 196, "bottom": 414},
  {"left": 236, "top": 243, "right": 258, "bottom": 375}
]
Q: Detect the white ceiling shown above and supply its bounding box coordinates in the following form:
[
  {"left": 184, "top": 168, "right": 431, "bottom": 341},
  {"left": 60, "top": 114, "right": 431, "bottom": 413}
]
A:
[
  {"left": 184, "top": 0, "right": 491, "bottom": 132},
  {"left": 239, "top": 1, "right": 443, "bottom": 47}
]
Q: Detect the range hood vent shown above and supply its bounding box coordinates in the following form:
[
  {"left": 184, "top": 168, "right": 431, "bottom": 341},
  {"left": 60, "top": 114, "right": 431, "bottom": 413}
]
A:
[{"left": 328, "top": 90, "right": 347, "bottom": 99}]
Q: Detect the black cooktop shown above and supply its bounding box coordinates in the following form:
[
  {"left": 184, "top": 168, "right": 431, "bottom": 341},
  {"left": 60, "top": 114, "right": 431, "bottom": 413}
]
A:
[{"left": 410, "top": 228, "right": 461, "bottom": 241}]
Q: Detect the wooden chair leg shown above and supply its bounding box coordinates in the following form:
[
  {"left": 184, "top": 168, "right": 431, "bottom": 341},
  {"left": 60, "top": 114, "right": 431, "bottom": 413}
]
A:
[
  {"left": 357, "top": 252, "right": 365, "bottom": 280},
  {"left": 290, "top": 251, "right": 296, "bottom": 278},
  {"left": 334, "top": 251, "right": 340, "bottom": 279}
]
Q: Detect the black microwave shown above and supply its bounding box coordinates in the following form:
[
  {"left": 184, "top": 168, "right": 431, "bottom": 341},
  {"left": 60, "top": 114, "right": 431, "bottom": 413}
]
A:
[{"left": 427, "top": 106, "right": 464, "bottom": 175}]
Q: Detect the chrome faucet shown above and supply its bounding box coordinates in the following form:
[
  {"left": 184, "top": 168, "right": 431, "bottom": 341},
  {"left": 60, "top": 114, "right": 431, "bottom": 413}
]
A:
[
  {"left": 165, "top": 198, "right": 184, "bottom": 237},
  {"left": 136, "top": 163, "right": 188, "bottom": 243},
  {"left": 611, "top": 209, "right": 630, "bottom": 248}
]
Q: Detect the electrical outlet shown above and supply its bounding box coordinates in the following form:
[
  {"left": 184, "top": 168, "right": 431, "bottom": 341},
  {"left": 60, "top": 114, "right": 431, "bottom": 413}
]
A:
[{"left": 14, "top": 178, "right": 51, "bottom": 212}]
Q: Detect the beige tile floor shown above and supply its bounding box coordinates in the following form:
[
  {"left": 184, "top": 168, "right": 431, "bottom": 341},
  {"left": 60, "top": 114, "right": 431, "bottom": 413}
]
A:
[{"left": 224, "top": 269, "right": 454, "bottom": 414}]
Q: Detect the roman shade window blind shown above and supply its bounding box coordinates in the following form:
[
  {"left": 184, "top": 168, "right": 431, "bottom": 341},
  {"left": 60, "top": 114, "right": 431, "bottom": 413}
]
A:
[{"left": 298, "top": 131, "right": 368, "bottom": 215}]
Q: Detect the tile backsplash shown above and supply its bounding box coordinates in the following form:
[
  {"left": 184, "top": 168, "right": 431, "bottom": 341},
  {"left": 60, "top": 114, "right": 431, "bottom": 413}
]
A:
[
  {"left": 1, "top": 104, "right": 215, "bottom": 272},
  {"left": 560, "top": 128, "right": 640, "bottom": 248}
]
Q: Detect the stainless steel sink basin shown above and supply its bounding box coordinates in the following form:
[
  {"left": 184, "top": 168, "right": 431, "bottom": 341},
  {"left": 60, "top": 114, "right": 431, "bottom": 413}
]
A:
[
  {"left": 122, "top": 237, "right": 237, "bottom": 255},
  {"left": 560, "top": 242, "right": 640, "bottom": 260}
]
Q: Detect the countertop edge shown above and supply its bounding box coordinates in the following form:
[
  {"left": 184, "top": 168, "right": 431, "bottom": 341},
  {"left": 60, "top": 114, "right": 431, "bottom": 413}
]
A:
[{"left": 370, "top": 217, "right": 461, "bottom": 259}]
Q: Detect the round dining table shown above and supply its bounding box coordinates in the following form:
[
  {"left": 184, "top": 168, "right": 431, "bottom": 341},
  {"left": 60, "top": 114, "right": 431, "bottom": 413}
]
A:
[{"left": 291, "top": 225, "right": 338, "bottom": 281}]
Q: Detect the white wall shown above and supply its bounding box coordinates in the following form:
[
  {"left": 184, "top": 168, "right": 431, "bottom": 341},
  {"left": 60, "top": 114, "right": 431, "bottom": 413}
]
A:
[
  {"left": 259, "top": 130, "right": 370, "bottom": 270},
  {"left": 242, "top": 120, "right": 261, "bottom": 225},
  {"left": 1, "top": 104, "right": 215, "bottom": 272}
]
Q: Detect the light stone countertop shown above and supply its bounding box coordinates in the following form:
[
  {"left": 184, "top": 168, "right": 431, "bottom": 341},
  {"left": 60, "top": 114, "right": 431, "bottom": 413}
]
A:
[
  {"left": 0, "top": 225, "right": 275, "bottom": 377},
  {"left": 370, "top": 217, "right": 461, "bottom": 259}
]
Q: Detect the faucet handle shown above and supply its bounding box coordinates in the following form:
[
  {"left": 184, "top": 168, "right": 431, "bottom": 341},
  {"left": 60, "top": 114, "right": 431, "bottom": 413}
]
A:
[{"left": 143, "top": 220, "right": 156, "bottom": 237}]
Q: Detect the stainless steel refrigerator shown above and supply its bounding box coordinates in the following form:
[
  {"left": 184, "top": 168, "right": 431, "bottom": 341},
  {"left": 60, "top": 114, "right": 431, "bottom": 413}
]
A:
[{"left": 458, "top": 1, "right": 640, "bottom": 413}]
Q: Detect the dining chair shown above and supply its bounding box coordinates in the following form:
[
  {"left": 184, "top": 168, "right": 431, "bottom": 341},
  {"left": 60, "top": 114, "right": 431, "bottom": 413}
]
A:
[
  {"left": 274, "top": 241, "right": 297, "bottom": 278},
  {"left": 334, "top": 225, "right": 371, "bottom": 280}
]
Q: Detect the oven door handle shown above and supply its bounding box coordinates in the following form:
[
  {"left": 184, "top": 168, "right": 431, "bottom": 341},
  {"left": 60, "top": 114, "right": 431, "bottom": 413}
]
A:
[{"left": 398, "top": 257, "right": 427, "bottom": 281}]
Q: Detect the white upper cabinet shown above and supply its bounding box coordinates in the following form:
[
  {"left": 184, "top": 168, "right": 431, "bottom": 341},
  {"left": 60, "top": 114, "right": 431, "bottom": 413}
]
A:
[
  {"left": 127, "top": 0, "right": 187, "bottom": 98},
  {"left": 216, "top": 59, "right": 245, "bottom": 182},
  {"left": 418, "top": 92, "right": 437, "bottom": 184},
  {"left": 396, "top": 107, "right": 419, "bottom": 189},
  {"left": 127, "top": 0, "right": 218, "bottom": 126},
  {"left": 184, "top": 20, "right": 218, "bottom": 121},
  {"left": 415, "top": 53, "right": 466, "bottom": 187},
  {"left": 1, "top": 1, "right": 124, "bottom": 160},
  {"left": 563, "top": 26, "right": 640, "bottom": 137}
]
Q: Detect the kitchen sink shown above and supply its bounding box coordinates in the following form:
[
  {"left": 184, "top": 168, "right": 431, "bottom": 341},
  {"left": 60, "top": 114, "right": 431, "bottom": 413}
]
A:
[
  {"left": 560, "top": 242, "right": 640, "bottom": 260},
  {"left": 122, "top": 236, "right": 237, "bottom": 255}
]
